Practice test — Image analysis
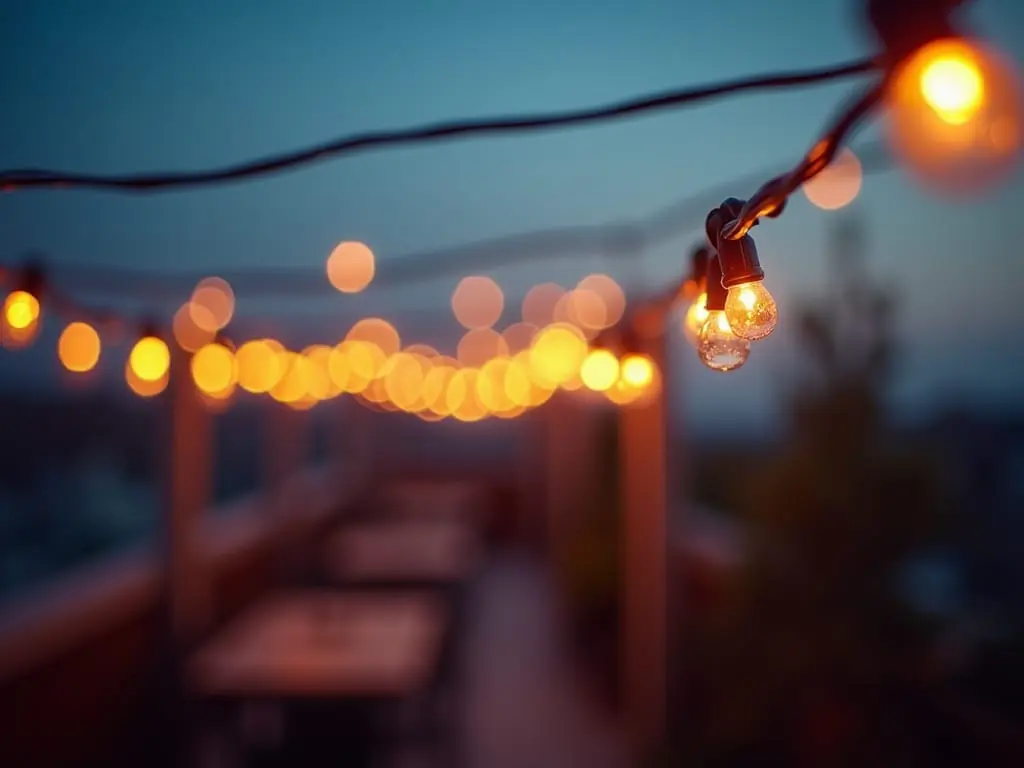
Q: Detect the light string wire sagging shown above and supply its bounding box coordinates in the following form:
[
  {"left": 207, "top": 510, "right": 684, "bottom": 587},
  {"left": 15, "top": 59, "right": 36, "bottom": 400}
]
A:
[
  {"left": 0, "top": 58, "right": 877, "bottom": 193},
  {"left": 720, "top": 78, "right": 888, "bottom": 240}
]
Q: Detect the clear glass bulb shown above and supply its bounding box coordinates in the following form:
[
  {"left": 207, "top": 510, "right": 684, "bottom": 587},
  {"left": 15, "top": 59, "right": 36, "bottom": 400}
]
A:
[
  {"left": 682, "top": 292, "right": 709, "bottom": 347},
  {"left": 887, "top": 37, "right": 1023, "bottom": 193},
  {"left": 724, "top": 281, "right": 778, "bottom": 341},
  {"left": 697, "top": 310, "right": 751, "bottom": 372}
]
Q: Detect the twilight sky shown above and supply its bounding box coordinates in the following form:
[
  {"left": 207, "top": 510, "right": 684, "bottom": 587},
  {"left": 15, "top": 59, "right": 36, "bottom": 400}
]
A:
[{"left": 1, "top": 0, "right": 1022, "bottom": 436}]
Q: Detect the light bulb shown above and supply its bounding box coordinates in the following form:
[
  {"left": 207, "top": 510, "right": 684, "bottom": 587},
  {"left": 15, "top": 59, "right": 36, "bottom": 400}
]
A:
[
  {"left": 697, "top": 310, "right": 750, "bottom": 372},
  {"left": 724, "top": 281, "right": 778, "bottom": 341},
  {"left": 886, "top": 37, "right": 1023, "bottom": 192},
  {"left": 683, "top": 292, "right": 709, "bottom": 347}
]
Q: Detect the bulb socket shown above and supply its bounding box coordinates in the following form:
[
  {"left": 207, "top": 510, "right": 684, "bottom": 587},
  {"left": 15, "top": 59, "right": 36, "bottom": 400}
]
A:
[
  {"left": 689, "top": 245, "right": 709, "bottom": 285},
  {"left": 717, "top": 234, "right": 765, "bottom": 289},
  {"left": 705, "top": 253, "right": 728, "bottom": 312},
  {"left": 865, "top": 0, "right": 960, "bottom": 67}
]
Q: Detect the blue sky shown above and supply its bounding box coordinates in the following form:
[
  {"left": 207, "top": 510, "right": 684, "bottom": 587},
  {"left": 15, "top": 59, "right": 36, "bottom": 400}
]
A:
[{"left": 1, "top": 0, "right": 1022, "bottom": 436}]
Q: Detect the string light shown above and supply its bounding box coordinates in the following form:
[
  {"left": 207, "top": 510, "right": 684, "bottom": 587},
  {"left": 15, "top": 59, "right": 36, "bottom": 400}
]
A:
[
  {"left": 129, "top": 332, "right": 171, "bottom": 383},
  {"left": 2, "top": 0, "right": 1020, "bottom": 402},
  {"left": 58, "top": 322, "right": 102, "bottom": 373}
]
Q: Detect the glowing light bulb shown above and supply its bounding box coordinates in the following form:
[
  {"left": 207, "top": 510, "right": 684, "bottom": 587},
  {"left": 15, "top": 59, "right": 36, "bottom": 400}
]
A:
[
  {"left": 724, "top": 281, "right": 778, "bottom": 341},
  {"left": 697, "top": 310, "right": 750, "bottom": 372},
  {"left": 887, "top": 37, "right": 1023, "bottom": 192},
  {"left": 683, "top": 292, "right": 709, "bottom": 347},
  {"left": 130, "top": 336, "right": 171, "bottom": 382},
  {"left": 3, "top": 291, "right": 40, "bottom": 330}
]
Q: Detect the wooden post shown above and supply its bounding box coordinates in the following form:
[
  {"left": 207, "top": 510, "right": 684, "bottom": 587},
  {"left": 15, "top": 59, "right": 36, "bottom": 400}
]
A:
[
  {"left": 164, "top": 352, "right": 213, "bottom": 647},
  {"left": 619, "top": 330, "right": 670, "bottom": 756}
]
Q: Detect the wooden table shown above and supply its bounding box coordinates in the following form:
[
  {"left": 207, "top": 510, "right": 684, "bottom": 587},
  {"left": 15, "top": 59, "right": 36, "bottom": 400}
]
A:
[
  {"left": 323, "top": 521, "right": 480, "bottom": 587},
  {"left": 189, "top": 590, "right": 448, "bottom": 700}
]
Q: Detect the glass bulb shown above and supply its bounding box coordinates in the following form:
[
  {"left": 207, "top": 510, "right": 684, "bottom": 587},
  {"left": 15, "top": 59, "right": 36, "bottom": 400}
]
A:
[
  {"left": 886, "top": 37, "right": 1023, "bottom": 193},
  {"left": 697, "top": 310, "right": 751, "bottom": 372},
  {"left": 683, "top": 292, "right": 709, "bottom": 347},
  {"left": 724, "top": 281, "right": 778, "bottom": 341}
]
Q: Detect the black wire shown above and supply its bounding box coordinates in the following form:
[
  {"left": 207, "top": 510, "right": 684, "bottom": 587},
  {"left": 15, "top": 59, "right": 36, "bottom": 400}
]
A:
[
  {"left": 0, "top": 57, "right": 877, "bottom": 193},
  {"left": 721, "top": 78, "right": 887, "bottom": 239}
]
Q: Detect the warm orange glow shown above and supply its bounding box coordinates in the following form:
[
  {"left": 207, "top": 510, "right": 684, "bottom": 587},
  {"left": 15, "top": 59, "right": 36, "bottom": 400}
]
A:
[
  {"left": 620, "top": 354, "right": 655, "bottom": 389},
  {"left": 555, "top": 289, "right": 606, "bottom": 339},
  {"left": 887, "top": 37, "right": 1023, "bottom": 192},
  {"left": 383, "top": 352, "right": 425, "bottom": 411},
  {"left": 477, "top": 357, "right": 515, "bottom": 414},
  {"left": 521, "top": 283, "right": 565, "bottom": 327},
  {"left": 579, "top": 348, "right": 620, "bottom": 392},
  {"left": 125, "top": 360, "right": 168, "bottom": 397},
  {"left": 302, "top": 345, "right": 337, "bottom": 400},
  {"left": 191, "top": 342, "right": 236, "bottom": 395},
  {"left": 451, "top": 276, "right": 504, "bottom": 330},
  {"left": 802, "top": 148, "right": 863, "bottom": 210},
  {"left": 345, "top": 317, "right": 401, "bottom": 358},
  {"left": 448, "top": 369, "right": 488, "bottom": 422},
  {"left": 501, "top": 321, "right": 539, "bottom": 355},
  {"left": 3, "top": 291, "right": 40, "bottom": 330},
  {"left": 457, "top": 327, "right": 509, "bottom": 368},
  {"left": 334, "top": 340, "right": 383, "bottom": 394},
  {"left": 129, "top": 336, "right": 171, "bottom": 382},
  {"left": 270, "top": 352, "right": 309, "bottom": 403},
  {"left": 327, "top": 241, "right": 376, "bottom": 293},
  {"left": 424, "top": 364, "right": 458, "bottom": 417},
  {"left": 577, "top": 274, "right": 626, "bottom": 328},
  {"left": 190, "top": 277, "right": 235, "bottom": 332},
  {"left": 172, "top": 303, "right": 215, "bottom": 352},
  {"left": 724, "top": 280, "right": 779, "bottom": 341},
  {"left": 528, "top": 323, "right": 588, "bottom": 387},
  {"left": 236, "top": 339, "right": 283, "bottom": 393},
  {"left": 921, "top": 52, "right": 985, "bottom": 125},
  {"left": 683, "top": 292, "right": 710, "bottom": 347},
  {"left": 604, "top": 377, "right": 644, "bottom": 406},
  {"left": 58, "top": 322, "right": 101, "bottom": 373}
]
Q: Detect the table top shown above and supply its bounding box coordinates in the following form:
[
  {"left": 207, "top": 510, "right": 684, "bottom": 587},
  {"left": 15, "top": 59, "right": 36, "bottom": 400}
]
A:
[
  {"left": 189, "top": 590, "right": 447, "bottom": 698},
  {"left": 323, "top": 520, "right": 480, "bottom": 585}
]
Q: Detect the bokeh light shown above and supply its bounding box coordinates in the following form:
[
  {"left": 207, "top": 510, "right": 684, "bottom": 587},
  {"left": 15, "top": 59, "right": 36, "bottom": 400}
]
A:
[
  {"left": 577, "top": 274, "right": 626, "bottom": 328},
  {"left": 129, "top": 336, "right": 171, "bottom": 382},
  {"left": 501, "top": 322, "right": 539, "bottom": 355},
  {"left": 802, "top": 148, "right": 863, "bottom": 210},
  {"left": 346, "top": 317, "right": 401, "bottom": 358},
  {"left": 327, "top": 241, "right": 375, "bottom": 293},
  {"left": 173, "top": 303, "right": 215, "bottom": 352},
  {"left": 529, "top": 323, "right": 588, "bottom": 387},
  {"left": 555, "top": 288, "right": 606, "bottom": 339},
  {"left": 58, "top": 322, "right": 101, "bottom": 373},
  {"left": 190, "top": 277, "right": 235, "bottom": 332},
  {"left": 451, "top": 276, "right": 504, "bottom": 330},
  {"left": 236, "top": 339, "right": 284, "bottom": 394},
  {"left": 383, "top": 352, "right": 425, "bottom": 411},
  {"left": 3, "top": 291, "right": 40, "bottom": 330},
  {"left": 620, "top": 353, "right": 655, "bottom": 389},
  {"left": 886, "top": 37, "right": 1023, "bottom": 192},
  {"left": 521, "top": 283, "right": 565, "bottom": 327},
  {"left": 580, "top": 348, "right": 620, "bottom": 392},
  {"left": 191, "top": 342, "right": 236, "bottom": 395},
  {"left": 457, "top": 327, "right": 509, "bottom": 368},
  {"left": 270, "top": 352, "right": 309, "bottom": 404},
  {"left": 125, "top": 360, "right": 168, "bottom": 397}
]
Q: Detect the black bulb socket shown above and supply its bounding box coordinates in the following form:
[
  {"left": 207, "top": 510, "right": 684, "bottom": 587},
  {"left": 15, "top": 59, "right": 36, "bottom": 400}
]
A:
[{"left": 705, "top": 253, "right": 728, "bottom": 313}]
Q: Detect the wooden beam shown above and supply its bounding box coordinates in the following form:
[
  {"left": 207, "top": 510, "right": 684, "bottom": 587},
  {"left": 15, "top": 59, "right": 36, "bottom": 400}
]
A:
[
  {"left": 619, "top": 331, "right": 670, "bottom": 755},
  {"left": 163, "top": 353, "right": 213, "bottom": 647}
]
